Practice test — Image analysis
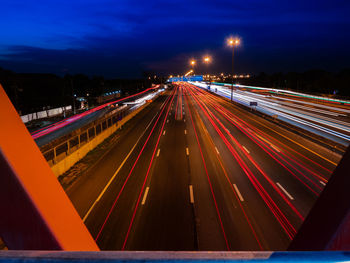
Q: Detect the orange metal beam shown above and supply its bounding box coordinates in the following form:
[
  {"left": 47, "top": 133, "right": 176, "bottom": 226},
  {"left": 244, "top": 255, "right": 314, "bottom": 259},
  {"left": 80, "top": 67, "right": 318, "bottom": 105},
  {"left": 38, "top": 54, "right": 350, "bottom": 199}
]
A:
[{"left": 0, "top": 84, "right": 99, "bottom": 250}]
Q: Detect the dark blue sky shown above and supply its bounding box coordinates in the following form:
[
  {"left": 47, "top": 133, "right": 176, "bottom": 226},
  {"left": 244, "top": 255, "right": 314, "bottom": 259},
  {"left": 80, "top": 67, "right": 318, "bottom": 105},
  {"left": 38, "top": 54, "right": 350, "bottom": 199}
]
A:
[{"left": 0, "top": 0, "right": 349, "bottom": 78}]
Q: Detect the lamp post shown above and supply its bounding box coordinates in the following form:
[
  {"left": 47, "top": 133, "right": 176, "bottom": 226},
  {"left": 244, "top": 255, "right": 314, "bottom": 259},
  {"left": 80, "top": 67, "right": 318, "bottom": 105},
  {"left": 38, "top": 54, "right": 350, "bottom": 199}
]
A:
[
  {"left": 190, "top": 60, "right": 196, "bottom": 74},
  {"left": 203, "top": 56, "right": 211, "bottom": 90},
  {"left": 227, "top": 38, "right": 240, "bottom": 101}
]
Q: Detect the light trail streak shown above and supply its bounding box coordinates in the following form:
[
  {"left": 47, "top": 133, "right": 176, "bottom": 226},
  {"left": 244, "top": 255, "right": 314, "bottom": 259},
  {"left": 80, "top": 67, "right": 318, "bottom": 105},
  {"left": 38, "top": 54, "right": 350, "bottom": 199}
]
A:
[{"left": 212, "top": 82, "right": 350, "bottom": 105}]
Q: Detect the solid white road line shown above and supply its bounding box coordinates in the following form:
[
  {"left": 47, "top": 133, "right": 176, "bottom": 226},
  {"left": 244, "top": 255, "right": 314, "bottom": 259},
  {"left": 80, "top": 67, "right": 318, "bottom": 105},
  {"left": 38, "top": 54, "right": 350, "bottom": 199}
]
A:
[
  {"left": 163, "top": 130, "right": 166, "bottom": 135},
  {"left": 184, "top": 129, "right": 187, "bottom": 135},
  {"left": 82, "top": 112, "right": 158, "bottom": 222},
  {"left": 215, "top": 146, "right": 219, "bottom": 154},
  {"left": 189, "top": 185, "right": 194, "bottom": 204},
  {"left": 186, "top": 147, "right": 189, "bottom": 156},
  {"left": 156, "top": 148, "right": 160, "bottom": 157},
  {"left": 276, "top": 182, "right": 294, "bottom": 200},
  {"left": 141, "top": 187, "right": 150, "bottom": 205},
  {"left": 320, "top": 180, "right": 326, "bottom": 186},
  {"left": 233, "top": 184, "right": 244, "bottom": 202},
  {"left": 243, "top": 146, "right": 250, "bottom": 154}
]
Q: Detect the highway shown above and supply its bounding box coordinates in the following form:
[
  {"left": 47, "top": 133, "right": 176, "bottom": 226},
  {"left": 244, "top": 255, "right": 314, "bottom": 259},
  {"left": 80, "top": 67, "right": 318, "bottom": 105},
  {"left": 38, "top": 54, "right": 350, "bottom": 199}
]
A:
[{"left": 64, "top": 83, "right": 342, "bottom": 251}]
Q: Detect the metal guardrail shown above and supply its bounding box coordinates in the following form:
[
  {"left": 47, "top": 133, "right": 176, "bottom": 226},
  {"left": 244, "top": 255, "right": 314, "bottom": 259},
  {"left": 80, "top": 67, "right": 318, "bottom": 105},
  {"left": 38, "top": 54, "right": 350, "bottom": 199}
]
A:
[{"left": 41, "top": 106, "right": 129, "bottom": 166}]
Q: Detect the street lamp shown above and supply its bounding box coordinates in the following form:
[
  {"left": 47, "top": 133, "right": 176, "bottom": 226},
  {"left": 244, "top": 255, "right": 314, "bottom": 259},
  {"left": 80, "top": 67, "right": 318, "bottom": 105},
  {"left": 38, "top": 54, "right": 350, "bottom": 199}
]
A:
[
  {"left": 227, "top": 37, "right": 240, "bottom": 101},
  {"left": 203, "top": 56, "right": 211, "bottom": 63},
  {"left": 190, "top": 59, "right": 196, "bottom": 74},
  {"left": 203, "top": 56, "right": 212, "bottom": 89}
]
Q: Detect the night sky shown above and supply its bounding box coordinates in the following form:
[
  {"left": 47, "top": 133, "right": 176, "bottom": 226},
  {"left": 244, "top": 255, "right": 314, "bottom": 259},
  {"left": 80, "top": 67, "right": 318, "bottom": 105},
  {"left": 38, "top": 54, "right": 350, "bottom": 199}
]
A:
[{"left": 0, "top": 0, "right": 349, "bottom": 78}]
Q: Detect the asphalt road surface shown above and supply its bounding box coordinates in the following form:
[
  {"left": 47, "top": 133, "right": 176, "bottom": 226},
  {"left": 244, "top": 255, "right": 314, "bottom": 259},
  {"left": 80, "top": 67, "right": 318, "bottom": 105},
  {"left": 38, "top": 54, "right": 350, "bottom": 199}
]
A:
[{"left": 65, "top": 83, "right": 342, "bottom": 251}]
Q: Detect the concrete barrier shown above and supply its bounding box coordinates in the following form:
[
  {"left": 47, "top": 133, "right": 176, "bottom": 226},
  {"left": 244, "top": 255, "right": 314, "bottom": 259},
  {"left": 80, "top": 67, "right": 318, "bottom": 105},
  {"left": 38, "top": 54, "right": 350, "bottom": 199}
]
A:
[{"left": 50, "top": 102, "right": 150, "bottom": 177}]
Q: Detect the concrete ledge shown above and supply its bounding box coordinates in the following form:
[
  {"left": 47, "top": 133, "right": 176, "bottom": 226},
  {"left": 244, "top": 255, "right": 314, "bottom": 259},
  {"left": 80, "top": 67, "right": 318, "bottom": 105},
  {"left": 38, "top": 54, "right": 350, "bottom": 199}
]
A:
[{"left": 50, "top": 102, "right": 150, "bottom": 177}]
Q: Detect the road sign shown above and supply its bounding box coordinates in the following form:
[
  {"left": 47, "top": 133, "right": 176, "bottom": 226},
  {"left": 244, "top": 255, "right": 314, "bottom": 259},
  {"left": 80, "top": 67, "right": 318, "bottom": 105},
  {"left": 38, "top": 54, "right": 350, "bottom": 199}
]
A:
[{"left": 168, "top": 75, "right": 203, "bottom": 82}]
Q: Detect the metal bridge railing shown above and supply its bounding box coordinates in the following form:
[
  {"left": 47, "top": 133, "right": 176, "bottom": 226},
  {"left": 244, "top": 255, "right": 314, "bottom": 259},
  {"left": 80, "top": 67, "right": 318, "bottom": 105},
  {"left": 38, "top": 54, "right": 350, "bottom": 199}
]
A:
[{"left": 41, "top": 106, "right": 128, "bottom": 166}]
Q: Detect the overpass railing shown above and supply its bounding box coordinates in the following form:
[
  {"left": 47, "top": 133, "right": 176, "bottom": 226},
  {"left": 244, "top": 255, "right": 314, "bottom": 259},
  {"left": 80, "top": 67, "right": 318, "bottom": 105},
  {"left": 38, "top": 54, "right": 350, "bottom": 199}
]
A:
[{"left": 41, "top": 106, "right": 129, "bottom": 166}]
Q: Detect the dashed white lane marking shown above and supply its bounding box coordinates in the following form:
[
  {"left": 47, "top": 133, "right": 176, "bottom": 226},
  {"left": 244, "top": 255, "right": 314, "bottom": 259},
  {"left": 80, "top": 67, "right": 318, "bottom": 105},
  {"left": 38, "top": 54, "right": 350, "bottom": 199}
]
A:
[
  {"left": 167, "top": 119, "right": 169, "bottom": 123},
  {"left": 163, "top": 130, "right": 166, "bottom": 135},
  {"left": 184, "top": 129, "right": 187, "bottom": 135},
  {"left": 233, "top": 184, "right": 244, "bottom": 202},
  {"left": 215, "top": 147, "right": 219, "bottom": 154},
  {"left": 189, "top": 185, "right": 194, "bottom": 204},
  {"left": 270, "top": 144, "right": 280, "bottom": 152},
  {"left": 141, "top": 187, "right": 150, "bottom": 205},
  {"left": 243, "top": 146, "right": 250, "bottom": 154},
  {"left": 320, "top": 181, "right": 326, "bottom": 186},
  {"left": 156, "top": 149, "right": 160, "bottom": 157},
  {"left": 184, "top": 119, "right": 186, "bottom": 122},
  {"left": 186, "top": 147, "right": 189, "bottom": 156},
  {"left": 276, "top": 182, "right": 294, "bottom": 200}
]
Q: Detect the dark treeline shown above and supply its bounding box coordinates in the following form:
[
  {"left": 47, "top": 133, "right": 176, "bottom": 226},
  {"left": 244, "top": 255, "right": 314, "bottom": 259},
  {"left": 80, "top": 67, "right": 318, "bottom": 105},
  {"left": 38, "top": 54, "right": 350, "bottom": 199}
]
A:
[
  {"left": 236, "top": 69, "right": 350, "bottom": 98},
  {"left": 0, "top": 67, "right": 152, "bottom": 115}
]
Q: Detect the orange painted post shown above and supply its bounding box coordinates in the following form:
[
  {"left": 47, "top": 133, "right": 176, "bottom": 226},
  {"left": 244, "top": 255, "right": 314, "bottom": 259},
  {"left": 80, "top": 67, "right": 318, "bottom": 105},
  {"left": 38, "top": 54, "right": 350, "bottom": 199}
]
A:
[{"left": 0, "top": 84, "right": 99, "bottom": 250}]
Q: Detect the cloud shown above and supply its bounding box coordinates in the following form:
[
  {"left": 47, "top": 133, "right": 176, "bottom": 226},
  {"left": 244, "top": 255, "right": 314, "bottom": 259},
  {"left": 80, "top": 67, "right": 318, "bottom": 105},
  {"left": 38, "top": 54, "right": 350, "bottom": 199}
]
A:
[{"left": 0, "top": 0, "right": 349, "bottom": 76}]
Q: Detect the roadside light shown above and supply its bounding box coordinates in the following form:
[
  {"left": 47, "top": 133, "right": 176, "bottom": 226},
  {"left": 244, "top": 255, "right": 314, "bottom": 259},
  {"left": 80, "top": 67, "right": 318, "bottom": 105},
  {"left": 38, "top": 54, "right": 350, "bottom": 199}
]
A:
[{"left": 203, "top": 56, "right": 211, "bottom": 63}]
